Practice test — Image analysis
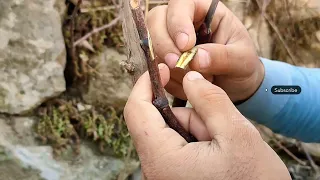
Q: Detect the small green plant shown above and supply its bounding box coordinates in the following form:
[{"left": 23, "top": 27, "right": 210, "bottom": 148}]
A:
[
  {"left": 35, "top": 99, "right": 136, "bottom": 159},
  {"left": 36, "top": 106, "right": 79, "bottom": 156}
]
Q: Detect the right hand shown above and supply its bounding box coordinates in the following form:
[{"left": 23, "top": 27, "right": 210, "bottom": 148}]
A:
[
  {"left": 124, "top": 65, "right": 291, "bottom": 180},
  {"left": 147, "top": 0, "right": 265, "bottom": 103}
]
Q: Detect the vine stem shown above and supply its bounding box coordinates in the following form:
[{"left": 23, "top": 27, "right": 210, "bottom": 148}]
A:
[{"left": 129, "top": 0, "right": 197, "bottom": 142}]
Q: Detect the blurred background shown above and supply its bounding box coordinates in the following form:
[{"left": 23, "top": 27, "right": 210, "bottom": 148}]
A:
[{"left": 0, "top": 0, "right": 319, "bottom": 179}]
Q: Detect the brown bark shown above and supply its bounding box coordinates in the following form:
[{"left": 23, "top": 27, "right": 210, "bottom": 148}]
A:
[{"left": 122, "top": 0, "right": 197, "bottom": 142}]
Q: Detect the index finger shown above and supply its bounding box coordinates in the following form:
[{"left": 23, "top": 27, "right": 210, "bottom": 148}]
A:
[
  {"left": 123, "top": 64, "right": 186, "bottom": 156},
  {"left": 166, "top": 0, "right": 225, "bottom": 51}
]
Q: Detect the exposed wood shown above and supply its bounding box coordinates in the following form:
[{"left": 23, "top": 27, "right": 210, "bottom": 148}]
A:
[
  {"left": 121, "top": 0, "right": 148, "bottom": 83},
  {"left": 121, "top": 0, "right": 197, "bottom": 142}
]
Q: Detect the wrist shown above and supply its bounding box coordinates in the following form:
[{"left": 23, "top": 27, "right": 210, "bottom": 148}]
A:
[{"left": 234, "top": 57, "right": 265, "bottom": 105}]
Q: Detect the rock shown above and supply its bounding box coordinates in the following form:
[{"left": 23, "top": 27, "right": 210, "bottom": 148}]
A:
[
  {"left": 128, "top": 167, "right": 142, "bottom": 180},
  {"left": 0, "top": 116, "right": 139, "bottom": 180},
  {"left": 82, "top": 48, "right": 132, "bottom": 110},
  {"left": 54, "top": 0, "right": 67, "bottom": 19},
  {"left": 0, "top": 0, "right": 66, "bottom": 114}
]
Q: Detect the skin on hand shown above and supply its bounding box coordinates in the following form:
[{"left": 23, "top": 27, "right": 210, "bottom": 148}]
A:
[
  {"left": 147, "top": 0, "right": 265, "bottom": 102},
  {"left": 124, "top": 63, "right": 291, "bottom": 180}
]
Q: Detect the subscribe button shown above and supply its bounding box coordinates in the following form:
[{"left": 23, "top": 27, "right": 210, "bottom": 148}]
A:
[{"left": 271, "top": 86, "right": 301, "bottom": 95}]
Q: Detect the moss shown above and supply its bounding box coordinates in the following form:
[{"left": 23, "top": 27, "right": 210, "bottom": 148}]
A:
[{"left": 34, "top": 99, "right": 136, "bottom": 159}]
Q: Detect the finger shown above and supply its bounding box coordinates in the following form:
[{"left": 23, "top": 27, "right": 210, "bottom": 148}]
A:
[
  {"left": 166, "top": 0, "right": 198, "bottom": 51},
  {"left": 147, "top": 6, "right": 181, "bottom": 68},
  {"left": 170, "top": 68, "right": 187, "bottom": 84},
  {"left": 126, "top": 63, "right": 170, "bottom": 102},
  {"left": 172, "top": 107, "right": 211, "bottom": 141},
  {"left": 188, "top": 44, "right": 239, "bottom": 75},
  {"left": 170, "top": 68, "right": 213, "bottom": 84},
  {"left": 165, "top": 79, "right": 187, "bottom": 100},
  {"left": 166, "top": 0, "right": 226, "bottom": 51},
  {"left": 182, "top": 71, "right": 247, "bottom": 138},
  {"left": 124, "top": 64, "right": 186, "bottom": 155},
  {"left": 158, "top": 63, "right": 171, "bottom": 88},
  {"left": 210, "top": 2, "right": 249, "bottom": 44},
  {"left": 124, "top": 64, "right": 174, "bottom": 142},
  {"left": 165, "top": 73, "right": 214, "bottom": 100}
]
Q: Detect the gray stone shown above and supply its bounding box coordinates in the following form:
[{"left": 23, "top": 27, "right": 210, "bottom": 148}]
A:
[
  {"left": 0, "top": 0, "right": 66, "bottom": 114},
  {"left": 129, "top": 167, "right": 142, "bottom": 180},
  {"left": 82, "top": 48, "right": 133, "bottom": 109},
  {"left": 54, "top": 0, "right": 67, "bottom": 19},
  {"left": 0, "top": 116, "right": 139, "bottom": 180}
]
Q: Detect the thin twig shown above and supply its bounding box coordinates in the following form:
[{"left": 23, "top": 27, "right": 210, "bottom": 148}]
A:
[
  {"left": 255, "top": 0, "right": 297, "bottom": 65},
  {"left": 298, "top": 142, "right": 320, "bottom": 174},
  {"left": 111, "top": 0, "right": 121, "bottom": 14},
  {"left": 259, "top": 127, "right": 307, "bottom": 166},
  {"left": 70, "top": 0, "right": 83, "bottom": 78},
  {"left": 74, "top": 16, "right": 121, "bottom": 47},
  {"left": 271, "top": 138, "right": 306, "bottom": 165},
  {"left": 71, "top": 0, "right": 82, "bottom": 18}
]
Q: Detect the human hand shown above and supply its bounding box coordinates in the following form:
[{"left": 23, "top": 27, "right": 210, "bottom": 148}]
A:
[
  {"left": 147, "top": 0, "right": 265, "bottom": 103},
  {"left": 124, "top": 64, "right": 290, "bottom": 180}
]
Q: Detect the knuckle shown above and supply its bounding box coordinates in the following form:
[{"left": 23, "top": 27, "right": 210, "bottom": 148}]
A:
[
  {"left": 167, "top": 16, "right": 181, "bottom": 35},
  {"left": 198, "top": 85, "right": 228, "bottom": 103},
  {"left": 214, "top": 46, "right": 230, "bottom": 73},
  {"left": 233, "top": 119, "right": 262, "bottom": 145},
  {"left": 147, "top": 5, "right": 167, "bottom": 24}
]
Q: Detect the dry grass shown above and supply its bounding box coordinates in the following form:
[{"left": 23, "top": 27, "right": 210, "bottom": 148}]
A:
[{"left": 245, "top": 0, "right": 320, "bottom": 66}]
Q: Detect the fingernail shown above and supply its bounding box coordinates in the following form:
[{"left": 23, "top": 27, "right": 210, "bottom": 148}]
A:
[
  {"left": 176, "top": 32, "right": 189, "bottom": 50},
  {"left": 197, "top": 49, "right": 210, "bottom": 69},
  {"left": 158, "top": 63, "right": 166, "bottom": 70},
  {"left": 187, "top": 71, "right": 204, "bottom": 81},
  {"left": 164, "top": 53, "right": 179, "bottom": 68}
]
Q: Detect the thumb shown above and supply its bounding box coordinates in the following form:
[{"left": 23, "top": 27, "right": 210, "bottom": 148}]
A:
[{"left": 182, "top": 71, "right": 246, "bottom": 139}]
